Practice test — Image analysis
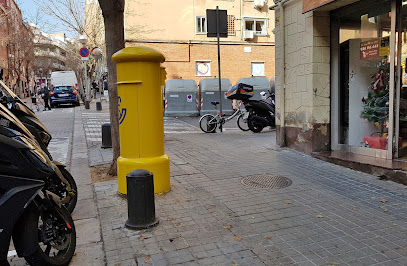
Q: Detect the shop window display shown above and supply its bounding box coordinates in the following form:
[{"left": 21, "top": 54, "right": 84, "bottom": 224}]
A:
[{"left": 338, "top": 1, "right": 392, "bottom": 149}]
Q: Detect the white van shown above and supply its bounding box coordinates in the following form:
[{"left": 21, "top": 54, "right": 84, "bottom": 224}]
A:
[{"left": 50, "top": 71, "right": 78, "bottom": 89}]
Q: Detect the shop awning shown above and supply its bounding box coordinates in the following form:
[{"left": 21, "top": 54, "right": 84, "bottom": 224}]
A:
[{"left": 302, "top": 0, "right": 360, "bottom": 13}]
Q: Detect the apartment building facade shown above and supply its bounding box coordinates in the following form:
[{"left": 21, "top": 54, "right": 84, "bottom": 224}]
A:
[
  {"left": 124, "top": 0, "right": 275, "bottom": 85},
  {"left": 31, "top": 25, "right": 68, "bottom": 88},
  {"left": 0, "top": 0, "right": 34, "bottom": 97}
]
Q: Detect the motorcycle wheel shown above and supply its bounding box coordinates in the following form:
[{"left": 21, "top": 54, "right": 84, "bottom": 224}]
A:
[
  {"left": 247, "top": 115, "right": 264, "bottom": 133},
  {"left": 237, "top": 114, "right": 250, "bottom": 131},
  {"left": 59, "top": 168, "right": 78, "bottom": 213},
  {"left": 24, "top": 205, "right": 76, "bottom": 266},
  {"left": 199, "top": 114, "right": 217, "bottom": 133}
]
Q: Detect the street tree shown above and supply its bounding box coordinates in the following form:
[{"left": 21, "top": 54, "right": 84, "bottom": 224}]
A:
[
  {"left": 98, "top": 0, "right": 125, "bottom": 175},
  {"left": 32, "top": 0, "right": 124, "bottom": 175},
  {"left": 5, "top": 8, "right": 35, "bottom": 96}
]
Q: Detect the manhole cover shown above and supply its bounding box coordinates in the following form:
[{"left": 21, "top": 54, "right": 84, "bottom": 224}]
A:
[{"left": 241, "top": 174, "right": 292, "bottom": 189}]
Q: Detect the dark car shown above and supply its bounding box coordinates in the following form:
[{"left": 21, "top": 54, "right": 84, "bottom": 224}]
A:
[{"left": 50, "top": 85, "right": 80, "bottom": 107}]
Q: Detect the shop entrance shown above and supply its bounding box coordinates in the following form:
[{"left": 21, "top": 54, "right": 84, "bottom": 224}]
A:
[{"left": 332, "top": 0, "right": 395, "bottom": 159}]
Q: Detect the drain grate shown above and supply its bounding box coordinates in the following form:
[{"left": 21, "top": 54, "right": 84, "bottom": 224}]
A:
[{"left": 241, "top": 174, "right": 292, "bottom": 189}]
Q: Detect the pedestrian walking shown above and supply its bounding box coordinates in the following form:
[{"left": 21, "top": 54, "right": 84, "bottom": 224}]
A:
[
  {"left": 39, "top": 84, "right": 51, "bottom": 111},
  {"left": 103, "top": 79, "right": 108, "bottom": 91}
]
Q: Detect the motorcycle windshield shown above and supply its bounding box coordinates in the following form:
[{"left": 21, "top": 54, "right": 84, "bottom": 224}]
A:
[
  {"left": 0, "top": 103, "right": 34, "bottom": 139},
  {"left": 0, "top": 80, "right": 37, "bottom": 118}
]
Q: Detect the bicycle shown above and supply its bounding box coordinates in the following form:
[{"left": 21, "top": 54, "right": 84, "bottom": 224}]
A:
[{"left": 199, "top": 101, "right": 250, "bottom": 133}]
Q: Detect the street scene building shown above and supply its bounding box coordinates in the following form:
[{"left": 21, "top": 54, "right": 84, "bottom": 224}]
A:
[
  {"left": 274, "top": 0, "right": 407, "bottom": 166},
  {"left": 5, "top": 0, "right": 407, "bottom": 265},
  {"left": 31, "top": 26, "right": 68, "bottom": 88},
  {"left": 0, "top": 0, "right": 34, "bottom": 97},
  {"left": 125, "top": 0, "right": 276, "bottom": 84}
]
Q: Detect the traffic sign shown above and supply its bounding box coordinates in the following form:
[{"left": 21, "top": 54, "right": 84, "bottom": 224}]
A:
[{"left": 79, "top": 47, "right": 90, "bottom": 58}]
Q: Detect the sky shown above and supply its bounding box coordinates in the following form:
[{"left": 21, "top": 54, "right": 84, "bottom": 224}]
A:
[{"left": 18, "top": 0, "right": 73, "bottom": 37}]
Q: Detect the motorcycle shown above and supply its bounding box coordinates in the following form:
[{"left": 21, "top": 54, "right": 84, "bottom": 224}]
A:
[
  {"left": 0, "top": 81, "right": 77, "bottom": 213},
  {"left": 0, "top": 126, "right": 76, "bottom": 266},
  {"left": 0, "top": 100, "right": 77, "bottom": 213},
  {"left": 243, "top": 89, "right": 275, "bottom": 133},
  {"left": 226, "top": 83, "right": 275, "bottom": 133}
]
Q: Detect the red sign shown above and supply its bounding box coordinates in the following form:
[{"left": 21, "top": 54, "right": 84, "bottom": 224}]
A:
[
  {"left": 79, "top": 47, "right": 90, "bottom": 57},
  {"left": 360, "top": 40, "right": 379, "bottom": 60}
]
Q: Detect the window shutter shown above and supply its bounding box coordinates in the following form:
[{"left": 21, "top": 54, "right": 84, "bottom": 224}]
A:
[{"left": 227, "top": 15, "right": 235, "bottom": 36}]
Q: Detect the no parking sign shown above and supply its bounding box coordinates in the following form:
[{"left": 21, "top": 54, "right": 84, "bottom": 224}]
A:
[{"left": 187, "top": 94, "right": 192, "bottom": 102}]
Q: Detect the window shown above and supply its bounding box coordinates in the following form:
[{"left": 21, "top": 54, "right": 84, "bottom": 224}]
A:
[
  {"left": 196, "top": 16, "right": 207, "bottom": 34},
  {"left": 251, "top": 62, "right": 265, "bottom": 76},
  {"left": 228, "top": 15, "right": 235, "bottom": 35},
  {"left": 243, "top": 18, "right": 267, "bottom": 36},
  {"left": 196, "top": 61, "right": 211, "bottom": 77}
]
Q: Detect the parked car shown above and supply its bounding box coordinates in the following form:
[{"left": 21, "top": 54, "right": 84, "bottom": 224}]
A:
[{"left": 50, "top": 85, "right": 80, "bottom": 107}]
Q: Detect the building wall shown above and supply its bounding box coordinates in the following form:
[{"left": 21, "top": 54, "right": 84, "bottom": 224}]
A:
[
  {"left": 275, "top": 0, "right": 330, "bottom": 153},
  {"left": 0, "top": 0, "right": 34, "bottom": 97},
  {"left": 125, "top": 0, "right": 275, "bottom": 87},
  {"left": 127, "top": 41, "right": 275, "bottom": 85},
  {"left": 125, "top": 0, "right": 274, "bottom": 43}
]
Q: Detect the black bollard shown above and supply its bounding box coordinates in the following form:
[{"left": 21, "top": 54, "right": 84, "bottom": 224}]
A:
[
  {"left": 101, "top": 123, "right": 112, "bottom": 148},
  {"left": 125, "top": 170, "right": 159, "bottom": 230},
  {"left": 96, "top": 101, "right": 102, "bottom": 111},
  {"left": 85, "top": 100, "right": 90, "bottom": 109}
]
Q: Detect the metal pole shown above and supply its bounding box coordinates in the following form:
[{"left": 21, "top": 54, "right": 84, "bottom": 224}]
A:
[
  {"left": 84, "top": 61, "right": 89, "bottom": 101},
  {"left": 216, "top": 6, "right": 223, "bottom": 132}
]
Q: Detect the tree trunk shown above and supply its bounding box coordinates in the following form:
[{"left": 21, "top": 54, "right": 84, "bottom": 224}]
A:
[{"left": 98, "top": 0, "right": 125, "bottom": 176}]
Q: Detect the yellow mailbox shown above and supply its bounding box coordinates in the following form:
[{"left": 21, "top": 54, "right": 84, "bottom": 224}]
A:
[{"left": 112, "top": 47, "right": 170, "bottom": 195}]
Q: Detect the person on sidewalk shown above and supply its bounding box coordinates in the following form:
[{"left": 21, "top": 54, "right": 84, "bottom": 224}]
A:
[{"left": 39, "top": 84, "right": 51, "bottom": 111}]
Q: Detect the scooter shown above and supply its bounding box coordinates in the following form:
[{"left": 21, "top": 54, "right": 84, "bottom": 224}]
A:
[
  {"left": 0, "top": 101, "right": 77, "bottom": 213},
  {"left": 0, "top": 127, "right": 76, "bottom": 266},
  {"left": 242, "top": 90, "right": 275, "bottom": 133}
]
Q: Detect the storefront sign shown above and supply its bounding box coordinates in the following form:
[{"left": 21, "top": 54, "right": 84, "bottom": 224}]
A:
[
  {"left": 360, "top": 40, "right": 379, "bottom": 60},
  {"left": 302, "top": 0, "right": 336, "bottom": 13},
  {"left": 379, "top": 36, "right": 390, "bottom": 57}
]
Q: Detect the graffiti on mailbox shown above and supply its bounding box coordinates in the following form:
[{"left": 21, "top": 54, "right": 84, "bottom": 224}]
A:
[{"left": 118, "top": 96, "right": 127, "bottom": 125}]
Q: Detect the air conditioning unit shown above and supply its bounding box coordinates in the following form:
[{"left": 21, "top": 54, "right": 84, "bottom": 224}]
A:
[
  {"left": 243, "top": 31, "right": 254, "bottom": 39},
  {"left": 254, "top": 0, "right": 268, "bottom": 8},
  {"left": 243, "top": 31, "right": 254, "bottom": 40}
]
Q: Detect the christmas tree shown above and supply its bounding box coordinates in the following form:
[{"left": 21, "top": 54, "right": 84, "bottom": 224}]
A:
[{"left": 360, "top": 61, "right": 390, "bottom": 135}]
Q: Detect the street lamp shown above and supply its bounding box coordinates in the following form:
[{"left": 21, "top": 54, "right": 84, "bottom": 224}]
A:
[
  {"left": 78, "top": 35, "right": 87, "bottom": 45},
  {"left": 78, "top": 35, "right": 90, "bottom": 107}
]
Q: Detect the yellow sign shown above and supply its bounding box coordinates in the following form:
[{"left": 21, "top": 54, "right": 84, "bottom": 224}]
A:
[{"left": 379, "top": 36, "right": 390, "bottom": 57}]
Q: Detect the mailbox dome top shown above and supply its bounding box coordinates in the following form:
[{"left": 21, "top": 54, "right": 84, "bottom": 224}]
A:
[{"left": 112, "top": 47, "right": 165, "bottom": 63}]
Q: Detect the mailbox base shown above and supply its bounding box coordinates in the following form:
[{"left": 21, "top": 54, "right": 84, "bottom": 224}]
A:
[{"left": 118, "top": 155, "right": 171, "bottom": 195}]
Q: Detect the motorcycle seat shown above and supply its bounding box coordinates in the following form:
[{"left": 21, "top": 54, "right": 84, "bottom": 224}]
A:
[{"left": 211, "top": 101, "right": 219, "bottom": 106}]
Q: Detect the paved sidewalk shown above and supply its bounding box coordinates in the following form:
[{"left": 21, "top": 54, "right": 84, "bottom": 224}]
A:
[{"left": 88, "top": 114, "right": 407, "bottom": 265}]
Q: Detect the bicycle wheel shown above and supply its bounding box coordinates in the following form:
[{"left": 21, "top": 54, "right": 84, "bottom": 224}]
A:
[
  {"left": 237, "top": 113, "right": 250, "bottom": 131},
  {"left": 199, "top": 114, "right": 217, "bottom": 133}
]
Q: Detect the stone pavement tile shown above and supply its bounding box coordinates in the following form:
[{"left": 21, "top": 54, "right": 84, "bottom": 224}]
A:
[
  {"left": 73, "top": 214, "right": 101, "bottom": 247},
  {"left": 70, "top": 243, "right": 104, "bottom": 266},
  {"left": 87, "top": 117, "right": 407, "bottom": 265},
  {"left": 72, "top": 198, "right": 98, "bottom": 220}
]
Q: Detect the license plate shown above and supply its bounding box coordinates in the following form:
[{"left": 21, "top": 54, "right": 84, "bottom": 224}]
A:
[{"left": 59, "top": 93, "right": 69, "bottom": 97}]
